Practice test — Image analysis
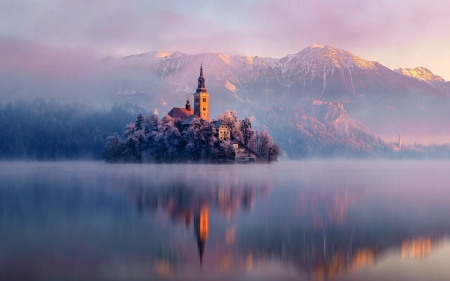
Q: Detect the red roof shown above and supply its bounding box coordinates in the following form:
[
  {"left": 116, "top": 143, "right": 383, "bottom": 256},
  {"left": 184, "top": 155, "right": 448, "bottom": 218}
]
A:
[{"left": 167, "top": 108, "right": 194, "bottom": 119}]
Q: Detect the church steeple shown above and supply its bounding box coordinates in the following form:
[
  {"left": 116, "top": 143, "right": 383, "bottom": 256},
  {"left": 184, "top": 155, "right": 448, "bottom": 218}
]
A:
[
  {"left": 197, "top": 64, "right": 206, "bottom": 90},
  {"left": 193, "top": 64, "right": 210, "bottom": 121}
]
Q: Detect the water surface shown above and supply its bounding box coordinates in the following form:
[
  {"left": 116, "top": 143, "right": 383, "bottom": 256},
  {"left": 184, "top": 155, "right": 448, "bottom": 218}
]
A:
[{"left": 1, "top": 161, "right": 450, "bottom": 281}]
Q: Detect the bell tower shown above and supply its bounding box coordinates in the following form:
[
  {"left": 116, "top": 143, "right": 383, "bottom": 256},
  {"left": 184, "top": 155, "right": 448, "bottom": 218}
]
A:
[{"left": 193, "top": 64, "right": 210, "bottom": 121}]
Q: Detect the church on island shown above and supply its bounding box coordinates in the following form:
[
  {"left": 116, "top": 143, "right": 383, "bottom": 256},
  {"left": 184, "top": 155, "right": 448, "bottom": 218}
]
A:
[{"left": 167, "top": 65, "right": 264, "bottom": 162}]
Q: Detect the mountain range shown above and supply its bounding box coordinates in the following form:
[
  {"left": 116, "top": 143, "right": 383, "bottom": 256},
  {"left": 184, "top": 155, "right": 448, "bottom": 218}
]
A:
[
  {"left": 101, "top": 44, "right": 450, "bottom": 143},
  {"left": 103, "top": 44, "right": 449, "bottom": 104},
  {"left": 1, "top": 44, "right": 450, "bottom": 145}
]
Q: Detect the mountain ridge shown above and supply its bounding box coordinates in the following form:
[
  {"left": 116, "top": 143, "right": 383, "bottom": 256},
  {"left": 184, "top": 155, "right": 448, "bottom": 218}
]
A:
[
  {"left": 394, "top": 66, "right": 449, "bottom": 96},
  {"left": 103, "top": 44, "right": 447, "bottom": 106}
]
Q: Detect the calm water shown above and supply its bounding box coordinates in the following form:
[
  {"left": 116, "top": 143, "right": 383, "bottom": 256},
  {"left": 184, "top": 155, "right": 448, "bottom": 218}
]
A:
[{"left": 1, "top": 161, "right": 450, "bottom": 281}]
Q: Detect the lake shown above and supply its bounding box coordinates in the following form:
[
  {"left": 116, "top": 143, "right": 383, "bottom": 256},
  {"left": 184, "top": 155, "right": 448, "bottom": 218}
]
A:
[{"left": 1, "top": 161, "right": 450, "bottom": 281}]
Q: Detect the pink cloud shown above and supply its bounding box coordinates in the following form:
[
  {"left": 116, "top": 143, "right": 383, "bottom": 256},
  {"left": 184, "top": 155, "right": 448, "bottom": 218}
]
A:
[
  {"left": 0, "top": 35, "right": 100, "bottom": 81},
  {"left": 0, "top": 0, "right": 450, "bottom": 78}
]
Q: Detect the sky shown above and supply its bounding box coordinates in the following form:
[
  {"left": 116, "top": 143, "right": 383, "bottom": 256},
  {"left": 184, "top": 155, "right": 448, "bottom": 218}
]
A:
[{"left": 0, "top": 0, "right": 449, "bottom": 79}]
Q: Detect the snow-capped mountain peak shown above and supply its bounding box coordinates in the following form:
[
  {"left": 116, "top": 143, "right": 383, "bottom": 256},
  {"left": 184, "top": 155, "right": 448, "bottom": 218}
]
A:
[
  {"left": 394, "top": 67, "right": 446, "bottom": 83},
  {"left": 394, "top": 66, "right": 449, "bottom": 95},
  {"left": 100, "top": 44, "right": 447, "bottom": 108}
]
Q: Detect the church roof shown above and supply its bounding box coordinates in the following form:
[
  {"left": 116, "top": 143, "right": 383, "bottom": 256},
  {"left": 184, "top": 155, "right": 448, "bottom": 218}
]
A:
[
  {"left": 181, "top": 114, "right": 200, "bottom": 126},
  {"left": 213, "top": 120, "right": 230, "bottom": 129},
  {"left": 167, "top": 107, "right": 194, "bottom": 120}
]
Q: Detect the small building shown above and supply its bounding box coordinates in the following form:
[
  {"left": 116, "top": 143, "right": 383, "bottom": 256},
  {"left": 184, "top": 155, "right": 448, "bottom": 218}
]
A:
[
  {"left": 213, "top": 120, "right": 231, "bottom": 141},
  {"left": 232, "top": 139, "right": 267, "bottom": 163}
]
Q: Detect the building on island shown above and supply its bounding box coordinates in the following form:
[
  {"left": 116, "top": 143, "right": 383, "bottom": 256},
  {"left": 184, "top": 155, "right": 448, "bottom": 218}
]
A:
[
  {"left": 214, "top": 120, "right": 231, "bottom": 141},
  {"left": 166, "top": 65, "right": 266, "bottom": 162},
  {"left": 232, "top": 139, "right": 267, "bottom": 163},
  {"left": 167, "top": 99, "right": 193, "bottom": 120},
  {"left": 168, "top": 64, "right": 209, "bottom": 129},
  {"left": 193, "top": 64, "right": 210, "bottom": 121}
]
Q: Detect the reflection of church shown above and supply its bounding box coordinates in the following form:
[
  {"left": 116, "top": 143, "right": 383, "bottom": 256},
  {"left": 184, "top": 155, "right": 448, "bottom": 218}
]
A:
[{"left": 128, "top": 177, "right": 271, "bottom": 266}]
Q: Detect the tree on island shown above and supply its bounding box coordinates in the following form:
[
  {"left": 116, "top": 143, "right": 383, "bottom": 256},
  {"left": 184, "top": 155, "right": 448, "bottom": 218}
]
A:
[
  {"left": 102, "top": 111, "right": 281, "bottom": 163},
  {"left": 183, "top": 118, "right": 217, "bottom": 161},
  {"left": 241, "top": 117, "right": 255, "bottom": 147}
]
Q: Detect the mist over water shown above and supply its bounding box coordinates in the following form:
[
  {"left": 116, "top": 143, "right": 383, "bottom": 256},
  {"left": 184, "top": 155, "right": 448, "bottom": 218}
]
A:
[{"left": 1, "top": 161, "right": 450, "bottom": 281}]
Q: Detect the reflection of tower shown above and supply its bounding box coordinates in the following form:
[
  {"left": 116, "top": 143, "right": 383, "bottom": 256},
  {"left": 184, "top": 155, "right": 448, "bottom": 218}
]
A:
[
  {"left": 398, "top": 134, "right": 402, "bottom": 151},
  {"left": 194, "top": 205, "right": 209, "bottom": 265}
]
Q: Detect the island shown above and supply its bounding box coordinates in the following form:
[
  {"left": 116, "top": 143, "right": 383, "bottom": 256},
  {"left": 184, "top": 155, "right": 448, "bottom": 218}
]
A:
[{"left": 102, "top": 65, "right": 280, "bottom": 163}]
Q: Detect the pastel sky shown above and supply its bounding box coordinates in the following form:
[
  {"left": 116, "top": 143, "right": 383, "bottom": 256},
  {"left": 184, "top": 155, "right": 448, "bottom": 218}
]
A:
[{"left": 1, "top": 0, "right": 449, "bottom": 79}]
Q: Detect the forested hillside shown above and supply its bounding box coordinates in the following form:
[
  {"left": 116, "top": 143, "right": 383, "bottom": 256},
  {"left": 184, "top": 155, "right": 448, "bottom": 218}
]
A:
[
  {"left": 0, "top": 99, "right": 141, "bottom": 160},
  {"left": 252, "top": 101, "right": 390, "bottom": 158}
]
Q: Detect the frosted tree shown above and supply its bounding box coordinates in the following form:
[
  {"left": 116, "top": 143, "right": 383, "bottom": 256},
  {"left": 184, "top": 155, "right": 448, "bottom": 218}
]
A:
[
  {"left": 135, "top": 113, "right": 144, "bottom": 131},
  {"left": 183, "top": 118, "right": 217, "bottom": 161},
  {"left": 211, "top": 140, "right": 234, "bottom": 160},
  {"left": 254, "top": 129, "right": 280, "bottom": 160},
  {"left": 240, "top": 117, "right": 255, "bottom": 148},
  {"left": 143, "top": 114, "right": 159, "bottom": 134},
  {"left": 201, "top": 120, "right": 217, "bottom": 159},
  {"left": 152, "top": 115, "right": 181, "bottom": 162},
  {"left": 267, "top": 143, "right": 280, "bottom": 162},
  {"left": 164, "top": 124, "right": 182, "bottom": 161},
  {"left": 218, "top": 110, "right": 242, "bottom": 141},
  {"left": 102, "top": 133, "right": 124, "bottom": 163},
  {"left": 123, "top": 123, "right": 136, "bottom": 139},
  {"left": 124, "top": 132, "right": 141, "bottom": 161}
]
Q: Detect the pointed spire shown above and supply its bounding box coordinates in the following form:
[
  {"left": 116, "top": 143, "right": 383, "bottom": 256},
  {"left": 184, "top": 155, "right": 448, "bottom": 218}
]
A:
[{"left": 197, "top": 64, "right": 206, "bottom": 89}]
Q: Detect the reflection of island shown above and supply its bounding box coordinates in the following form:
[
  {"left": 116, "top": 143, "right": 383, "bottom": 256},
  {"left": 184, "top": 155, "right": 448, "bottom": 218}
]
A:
[
  {"left": 128, "top": 176, "right": 272, "bottom": 266},
  {"left": 401, "top": 237, "right": 442, "bottom": 260},
  {"left": 238, "top": 186, "right": 447, "bottom": 281},
  {"left": 128, "top": 178, "right": 449, "bottom": 280},
  {"left": 296, "top": 187, "right": 364, "bottom": 228}
]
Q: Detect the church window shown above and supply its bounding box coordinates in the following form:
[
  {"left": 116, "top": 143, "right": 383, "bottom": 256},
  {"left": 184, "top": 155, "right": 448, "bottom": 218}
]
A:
[
  {"left": 196, "top": 97, "right": 199, "bottom": 103},
  {"left": 203, "top": 107, "right": 206, "bottom": 111},
  {"left": 203, "top": 97, "right": 206, "bottom": 102}
]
